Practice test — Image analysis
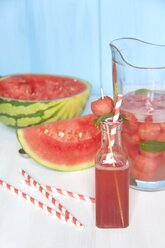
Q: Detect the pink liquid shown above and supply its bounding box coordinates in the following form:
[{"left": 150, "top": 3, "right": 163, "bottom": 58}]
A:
[
  {"left": 121, "top": 90, "right": 165, "bottom": 182},
  {"left": 95, "top": 163, "right": 129, "bottom": 228}
]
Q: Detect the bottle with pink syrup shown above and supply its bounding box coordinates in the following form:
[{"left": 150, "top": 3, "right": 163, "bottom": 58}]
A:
[
  {"left": 110, "top": 38, "right": 165, "bottom": 191},
  {"left": 95, "top": 120, "right": 129, "bottom": 228}
]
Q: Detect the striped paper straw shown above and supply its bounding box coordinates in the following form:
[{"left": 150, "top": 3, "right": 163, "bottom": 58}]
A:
[
  {"left": 42, "top": 184, "right": 95, "bottom": 204},
  {"left": 23, "top": 175, "right": 95, "bottom": 204},
  {"left": 110, "top": 94, "right": 123, "bottom": 146},
  {"left": 0, "top": 179, "right": 83, "bottom": 229},
  {"left": 21, "top": 170, "right": 84, "bottom": 229}
]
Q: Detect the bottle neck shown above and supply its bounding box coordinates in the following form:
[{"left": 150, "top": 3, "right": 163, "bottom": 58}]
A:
[{"left": 100, "top": 121, "right": 122, "bottom": 149}]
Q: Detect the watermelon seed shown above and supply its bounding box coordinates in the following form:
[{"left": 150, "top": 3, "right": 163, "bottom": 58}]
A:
[
  {"left": 78, "top": 132, "right": 83, "bottom": 139},
  {"left": 18, "top": 148, "right": 29, "bottom": 158},
  {"left": 44, "top": 129, "right": 49, "bottom": 134},
  {"left": 58, "top": 131, "right": 65, "bottom": 138},
  {"left": 70, "top": 87, "right": 76, "bottom": 91}
]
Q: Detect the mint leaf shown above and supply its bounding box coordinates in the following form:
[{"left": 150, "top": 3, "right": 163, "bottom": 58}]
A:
[
  {"left": 135, "top": 88, "right": 152, "bottom": 95},
  {"left": 140, "top": 141, "right": 165, "bottom": 152},
  {"left": 93, "top": 112, "right": 128, "bottom": 127},
  {"left": 119, "top": 113, "right": 129, "bottom": 122},
  {"left": 94, "top": 112, "right": 114, "bottom": 127}
]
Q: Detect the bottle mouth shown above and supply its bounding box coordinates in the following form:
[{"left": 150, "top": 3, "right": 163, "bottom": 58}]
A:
[{"left": 110, "top": 37, "right": 165, "bottom": 70}]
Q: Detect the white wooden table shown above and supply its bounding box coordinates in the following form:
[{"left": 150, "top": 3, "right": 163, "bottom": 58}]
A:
[{"left": 0, "top": 98, "right": 165, "bottom": 248}]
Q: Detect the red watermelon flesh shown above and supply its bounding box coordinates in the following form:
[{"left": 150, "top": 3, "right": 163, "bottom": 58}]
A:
[
  {"left": 0, "top": 74, "right": 87, "bottom": 100},
  {"left": 17, "top": 114, "right": 101, "bottom": 171}
]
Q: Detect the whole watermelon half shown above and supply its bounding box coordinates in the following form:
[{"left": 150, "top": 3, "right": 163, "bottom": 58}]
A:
[
  {"left": 0, "top": 74, "right": 91, "bottom": 127},
  {"left": 17, "top": 114, "right": 101, "bottom": 171}
]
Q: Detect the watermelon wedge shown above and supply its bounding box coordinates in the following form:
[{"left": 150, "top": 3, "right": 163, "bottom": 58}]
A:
[
  {"left": 0, "top": 74, "right": 91, "bottom": 127},
  {"left": 17, "top": 114, "right": 101, "bottom": 171}
]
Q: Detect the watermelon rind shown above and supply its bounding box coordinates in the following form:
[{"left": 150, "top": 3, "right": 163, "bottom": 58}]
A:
[
  {"left": 18, "top": 130, "right": 94, "bottom": 172},
  {"left": 0, "top": 74, "right": 91, "bottom": 128}
]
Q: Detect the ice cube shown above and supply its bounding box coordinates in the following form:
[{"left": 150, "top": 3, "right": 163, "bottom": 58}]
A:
[{"left": 152, "top": 110, "right": 165, "bottom": 123}]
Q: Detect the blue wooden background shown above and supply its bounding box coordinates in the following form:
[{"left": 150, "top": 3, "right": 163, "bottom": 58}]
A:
[{"left": 0, "top": 0, "right": 165, "bottom": 96}]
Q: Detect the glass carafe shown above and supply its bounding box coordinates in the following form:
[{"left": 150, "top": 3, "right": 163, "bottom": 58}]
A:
[{"left": 110, "top": 38, "right": 165, "bottom": 191}]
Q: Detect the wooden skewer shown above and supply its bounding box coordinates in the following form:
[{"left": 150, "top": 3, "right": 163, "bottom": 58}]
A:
[{"left": 100, "top": 87, "right": 104, "bottom": 99}]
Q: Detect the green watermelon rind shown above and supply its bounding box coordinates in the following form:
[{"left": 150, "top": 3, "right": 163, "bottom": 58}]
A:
[
  {"left": 0, "top": 74, "right": 91, "bottom": 128},
  {"left": 16, "top": 129, "right": 95, "bottom": 172}
]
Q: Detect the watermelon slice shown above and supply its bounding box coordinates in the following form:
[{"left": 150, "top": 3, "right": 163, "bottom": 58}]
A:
[
  {"left": 0, "top": 74, "right": 91, "bottom": 127},
  {"left": 17, "top": 114, "right": 101, "bottom": 171}
]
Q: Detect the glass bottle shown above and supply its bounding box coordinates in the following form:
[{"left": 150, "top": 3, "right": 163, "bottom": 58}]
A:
[{"left": 95, "top": 120, "right": 129, "bottom": 228}]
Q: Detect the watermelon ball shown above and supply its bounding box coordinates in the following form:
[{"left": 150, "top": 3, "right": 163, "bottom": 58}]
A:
[{"left": 91, "top": 96, "right": 114, "bottom": 116}]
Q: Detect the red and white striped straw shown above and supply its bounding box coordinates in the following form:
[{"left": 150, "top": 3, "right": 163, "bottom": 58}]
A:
[
  {"left": 0, "top": 179, "right": 83, "bottom": 229},
  {"left": 21, "top": 170, "right": 84, "bottom": 229},
  {"left": 42, "top": 184, "right": 96, "bottom": 204},
  {"left": 110, "top": 94, "right": 123, "bottom": 146},
  {"left": 23, "top": 175, "right": 95, "bottom": 204}
]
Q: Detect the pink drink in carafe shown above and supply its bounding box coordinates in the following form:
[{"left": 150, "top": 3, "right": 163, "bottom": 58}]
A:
[{"left": 121, "top": 90, "right": 165, "bottom": 183}]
